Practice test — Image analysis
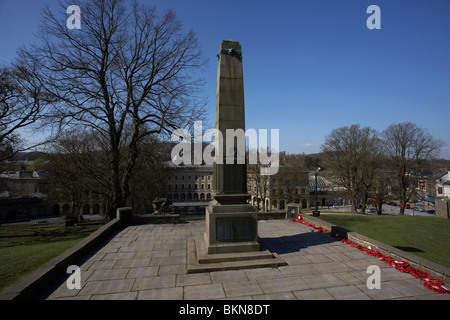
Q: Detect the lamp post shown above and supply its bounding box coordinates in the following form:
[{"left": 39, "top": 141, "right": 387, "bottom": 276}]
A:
[{"left": 313, "top": 167, "right": 321, "bottom": 217}]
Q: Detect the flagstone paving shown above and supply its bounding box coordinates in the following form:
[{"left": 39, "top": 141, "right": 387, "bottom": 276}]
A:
[{"left": 42, "top": 220, "right": 450, "bottom": 300}]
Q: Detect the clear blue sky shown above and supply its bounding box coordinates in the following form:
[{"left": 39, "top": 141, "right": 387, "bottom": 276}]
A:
[{"left": 1, "top": 0, "right": 450, "bottom": 158}]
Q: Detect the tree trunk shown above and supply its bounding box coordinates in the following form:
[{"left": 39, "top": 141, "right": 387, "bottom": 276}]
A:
[
  {"left": 109, "top": 139, "right": 124, "bottom": 220},
  {"left": 122, "top": 121, "right": 140, "bottom": 207},
  {"left": 376, "top": 202, "right": 383, "bottom": 215},
  {"left": 350, "top": 199, "right": 357, "bottom": 213}
]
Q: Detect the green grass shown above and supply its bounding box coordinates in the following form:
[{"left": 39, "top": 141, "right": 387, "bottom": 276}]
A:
[
  {"left": 318, "top": 214, "right": 450, "bottom": 269},
  {"left": 0, "top": 220, "right": 106, "bottom": 293},
  {"left": 180, "top": 214, "right": 205, "bottom": 221}
]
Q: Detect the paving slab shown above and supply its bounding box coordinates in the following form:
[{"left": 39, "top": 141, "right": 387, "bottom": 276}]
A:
[
  {"left": 222, "top": 280, "right": 264, "bottom": 298},
  {"left": 41, "top": 219, "right": 450, "bottom": 300}
]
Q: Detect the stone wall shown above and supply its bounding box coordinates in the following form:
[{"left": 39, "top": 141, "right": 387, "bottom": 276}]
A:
[{"left": 435, "top": 197, "right": 449, "bottom": 219}]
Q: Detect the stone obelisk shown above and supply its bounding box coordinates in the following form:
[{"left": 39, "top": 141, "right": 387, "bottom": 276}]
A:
[
  {"left": 204, "top": 39, "right": 259, "bottom": 254},
  {"left": 186, "top": 40, "right": 287, "bottom": 273}
]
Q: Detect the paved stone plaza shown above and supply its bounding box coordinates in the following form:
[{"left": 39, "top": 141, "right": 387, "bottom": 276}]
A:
[{"left": 43, "top": 220, "right": 450, "bottom": 300}]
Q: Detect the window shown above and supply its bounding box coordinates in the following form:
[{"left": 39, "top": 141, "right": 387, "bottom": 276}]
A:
[
  {"left": 438, "top": 187, "right": 443, "bottom": 194},
  {"left": 201, "top": 184, "right": 204, "bottom": 190},
  {"left": 207, "top": 184, "right": 211, "bottom": 190},
  {"left": 181, "top": 184, "right": 184, "bottom": 189}
]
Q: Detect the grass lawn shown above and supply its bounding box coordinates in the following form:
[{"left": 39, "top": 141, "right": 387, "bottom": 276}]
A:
[
  {"left": 318, "top": 214, "right": 450, "bottom": 269},
  {"left": 0, "top": 219, "right": 107, "bottom": 293},
  {"left": 180, "top": 214, "right": 205, "bottom": 221}
]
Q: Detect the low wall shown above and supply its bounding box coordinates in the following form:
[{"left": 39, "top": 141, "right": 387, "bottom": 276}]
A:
[
  {"left": 135, "top": 214, "right": 181, "bottom": 224},
  {"left": 302, "top": 215, "right": 450, "bottom": 284},
  {"left": 257, "top": 211, "right": 286, "bottom": 220},
  {"left": 436, "top": 198, "right": 450, "bottom": 219}
]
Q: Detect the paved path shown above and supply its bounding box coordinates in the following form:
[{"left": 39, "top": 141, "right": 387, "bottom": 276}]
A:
[{"left": 42, "top": 220, "right": 450, "bottom": 300}]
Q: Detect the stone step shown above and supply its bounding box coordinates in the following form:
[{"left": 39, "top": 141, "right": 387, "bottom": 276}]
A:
[
  {"left": 195, "top": 239, "right": 273, "bottom": 264},
  {"left": 186, "top": 238, "right": 287, "bottom": 274}
]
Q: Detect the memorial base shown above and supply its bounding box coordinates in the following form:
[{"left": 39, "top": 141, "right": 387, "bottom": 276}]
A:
[
  {"left": 186, "top": 200, "right": 287, "bottom": 273},
  {"left": 205, "top": 202, "right": 259, "bottom": 254}
]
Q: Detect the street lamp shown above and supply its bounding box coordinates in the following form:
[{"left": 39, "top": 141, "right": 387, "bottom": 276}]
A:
[{"left": 313, "top": 167, "right": 321, "bottom": 217}]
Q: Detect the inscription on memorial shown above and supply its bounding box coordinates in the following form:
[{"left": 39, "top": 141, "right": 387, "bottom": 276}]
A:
[{"left": 216, "top": 217, "right": 256, "bottom": 242}]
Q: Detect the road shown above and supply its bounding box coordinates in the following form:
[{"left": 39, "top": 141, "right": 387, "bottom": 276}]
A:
[{"left": 318, "top": 204, "right": 435, "bottom": 217}]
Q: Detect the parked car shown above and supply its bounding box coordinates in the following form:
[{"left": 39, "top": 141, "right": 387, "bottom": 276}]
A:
[
  {"left": 367, "top": 208, "right": 376, "bottom": 213},
  {"left": 427, "top": 209, "right": 435, "bottom": 215},
  {"left": 413, "top": 206, "right": 425, "bottom": 212},
  {"left": 398, "top": 203, "right": 411, "bottom": 209}
]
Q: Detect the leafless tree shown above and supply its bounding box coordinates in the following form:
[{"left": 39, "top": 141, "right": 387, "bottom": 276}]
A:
[
  {"left": 17, "top": 0, "right": 206, "bottom": 218},
  {"left": 128, "top": 136, "right": 170, "bottom": 215},
  {"left": 247, "top": 148, "right": 271, "bottom": 212},
  {"left": 382, "top": 122, "right": 442, "bottom": 215},
  {"left": 322, "top": 124, "right": 382, "bottom": 213},
  {"left": 42, "top": 129, "right": 110, "bottom": 220},
  {"left": 370, "top": 169, "right": 393, "bottom": 215},
  {"left": 0, "top": 65, "right": 49, "bottom": 160}
]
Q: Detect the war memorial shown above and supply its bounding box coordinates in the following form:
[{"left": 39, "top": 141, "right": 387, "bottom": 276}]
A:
[{"left": 1, "top": 40, "right": 449, "bottom": 304}]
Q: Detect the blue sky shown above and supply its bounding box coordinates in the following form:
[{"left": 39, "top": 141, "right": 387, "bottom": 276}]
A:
[{"left": 1, "top": 0, "right": 450, "bottom": 158}]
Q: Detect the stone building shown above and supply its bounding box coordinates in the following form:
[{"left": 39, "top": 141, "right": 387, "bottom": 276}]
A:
[
  {"left": 0, "top": 170, "right": 41, "bottom": 198},
  {"left": 0, "top": 170, "right": 49, "bottom": 220},
  {"left": 162, "top": 161, "right": 214, "bottom": 202},
  {"left": 248, "top": 162, "right": 348, "bottom": 212},
  {"left": 0, "top": 167, "right": 107, "bottom": 220},
  {"left": 435, "top": 169, "right": 450, "bottom": 199},
  {"left": 435, "top": 169, "right": 450, "bottom": 219}
]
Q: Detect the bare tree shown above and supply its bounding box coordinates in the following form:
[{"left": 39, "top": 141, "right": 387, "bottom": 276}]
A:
[
  {"left": 0, "top": 65, "right": 49, "bottom": 160},
  {"left": 42, "top": 129, "right": 111, "bottom": 220},
  {"left": 322, "top": 124, "right": 382, "bottom": 213},
  {"left": 17, "top": 0, "right": 206, "bottom": 218},
  {"left": 382, "top": 122, "right": 442, "bottom": 215},
  {"left": 370, "top": 169, "right": 392, "bottom": 215},
  {"left": 247, "top": 148, "right": 272, "bottom": 212},
  {"left": 128, "top": 136, "right": 169, "bottom": 215}
]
